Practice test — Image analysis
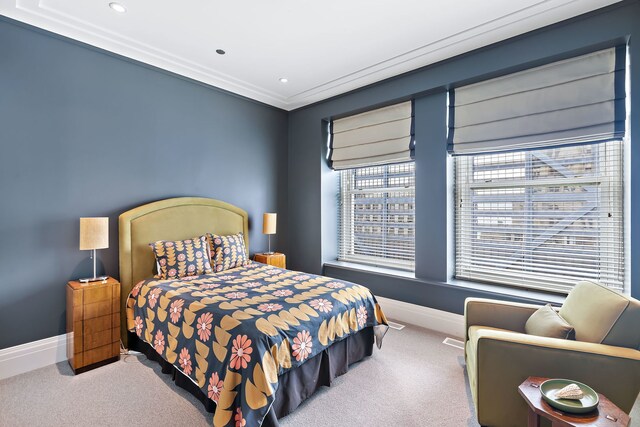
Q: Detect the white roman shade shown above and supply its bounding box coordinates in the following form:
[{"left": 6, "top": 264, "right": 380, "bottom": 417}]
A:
[
  {"left": 330, "top": 101, "right": 414, "bottom": 170},
  {"left": 448, "top": 47, "right": 626, "bottom": 155}
]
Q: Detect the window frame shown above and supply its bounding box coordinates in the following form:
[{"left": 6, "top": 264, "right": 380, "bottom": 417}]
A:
[
  {"left": 338, "top": 162, "right": 416, "bottom": 271},
  {"left": 453, "top": 141, "right": 625, "bottom": 294}
]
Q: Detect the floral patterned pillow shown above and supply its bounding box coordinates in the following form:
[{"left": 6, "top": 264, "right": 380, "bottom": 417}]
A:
[
  {"left": 207, "top": 232, "right": 249, "bottom": 272},
  {"left": 149, "top": 235, "right": 212, "bottom": 279}
]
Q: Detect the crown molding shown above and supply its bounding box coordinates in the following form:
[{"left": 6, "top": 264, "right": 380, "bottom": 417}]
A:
[
  {"left": 0, "top": 0, "right": 621, "bottom": 111},
  {"left": 283, "top": 0, "right": 622, "bottom": 110},
  {"left": 1, "top": 0, "right": 290, "bottom": 109}
]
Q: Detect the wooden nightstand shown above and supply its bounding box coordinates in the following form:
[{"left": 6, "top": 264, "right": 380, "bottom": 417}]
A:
[
  {"left": 254, "top": 252, "right": 286, "bottom": 268},
  {"left": 66, "top": 277, "right": 120, "bottom": 374}
]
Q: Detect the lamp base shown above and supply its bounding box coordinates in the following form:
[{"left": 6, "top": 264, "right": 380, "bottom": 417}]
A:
[
  {"left": 79, "top": 276, "right": 108, "bottom": 283},
  {"left": 263, "top": 251, "right": 275, "bottom": 255}
]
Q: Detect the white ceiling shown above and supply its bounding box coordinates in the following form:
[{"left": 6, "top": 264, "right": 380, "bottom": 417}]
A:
[{"left": 0, "top": 0, "right": 622, "bottom": 110}]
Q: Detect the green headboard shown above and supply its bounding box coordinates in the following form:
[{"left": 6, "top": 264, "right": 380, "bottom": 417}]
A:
[{"left": 118, "top": 197, "right": 249, "bottom": 347}]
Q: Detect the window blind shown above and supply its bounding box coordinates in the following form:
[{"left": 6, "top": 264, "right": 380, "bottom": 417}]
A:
[
  {"left": 454, "top": 141, "right": 624, "bottom": 293},
  {"left": 448, "top": 47, "right": 626, "bottom": 155},
  {"left": 330, "top": 101, "right": 414, "bottom": 170},
  {"left": 338, "top": 162, "right": 415, "bottom": 270}
]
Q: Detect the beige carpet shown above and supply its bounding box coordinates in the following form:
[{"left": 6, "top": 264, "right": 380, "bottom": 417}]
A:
[{"left": 0, "top": 325, "right": 637, "bottom": 426}]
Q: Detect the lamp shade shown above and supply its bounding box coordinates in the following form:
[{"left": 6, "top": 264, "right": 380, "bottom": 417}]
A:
[
  {"left": 79, "top": 217, "right": 109, "bottom": 250},
  {"left": 262, "top": 213, "right": 277, "bottom": 235}
]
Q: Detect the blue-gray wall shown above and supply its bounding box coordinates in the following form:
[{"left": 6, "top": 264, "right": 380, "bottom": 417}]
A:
[
  {"left": 0, "top": 18, "right": 288, "bottom": 349},
  {"left": 2, "top": 0, "right": 639, "bottom": 350},
  {"left": 287, "top": 0, "right": 640, "bottom": 314}
]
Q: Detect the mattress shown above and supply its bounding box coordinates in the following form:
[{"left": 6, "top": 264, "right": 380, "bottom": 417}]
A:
[{"left": 126, "top": 261, "right": 388, "bottom": 427}]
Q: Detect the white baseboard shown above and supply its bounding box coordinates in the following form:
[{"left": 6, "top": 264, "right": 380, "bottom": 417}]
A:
[
  {"left": 0, "top": 334, "right": 68, "bottom": 380},
  {"left": 376, "top": 296, "right": 465, "bottom": 339}
]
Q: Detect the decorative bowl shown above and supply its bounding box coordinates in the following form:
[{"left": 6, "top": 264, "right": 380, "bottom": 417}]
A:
[{"left": 540, "top": 378, "right": 599, "bottom": 414}]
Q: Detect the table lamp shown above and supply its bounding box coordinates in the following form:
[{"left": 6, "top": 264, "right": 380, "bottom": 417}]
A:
[
  {"left": 262, "top": 213, "right": 277, "bottom": 254},
  {"left": 79, "top": 217, "right": 109, "bottom": 283}
]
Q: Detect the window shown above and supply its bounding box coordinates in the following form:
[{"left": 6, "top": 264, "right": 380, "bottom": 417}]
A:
[
  {"left": 338, "top": 162, "right": 415, "bottom": 271},
  {"left": 455, "top": 141, "right": 624, "bottom": 293}
]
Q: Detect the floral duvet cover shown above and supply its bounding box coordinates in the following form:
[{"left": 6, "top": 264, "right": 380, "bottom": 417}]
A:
[{"left": 126, "top": 262, "right": 388, "bottom": 427}]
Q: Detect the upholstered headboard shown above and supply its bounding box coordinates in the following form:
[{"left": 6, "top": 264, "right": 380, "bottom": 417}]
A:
[{"left": 118, "top": 197, "right": 249, "bottom": 346}]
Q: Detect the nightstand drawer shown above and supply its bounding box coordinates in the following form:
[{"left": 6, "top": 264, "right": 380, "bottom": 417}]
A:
[
  {"left": 84, "top": 329, "right": 114, "bottom": 350},
  {"left": 84, "top": 300, "right": 113, "bottom": 319},
  {"left": 83, "top": 314, "right": 118, "bottom": 335},
  {"left": 83, "top": 343, "right": 119, "bottom": 366},
  {"left": 84, "top": 285, "right": 113, "bottom": 304}
]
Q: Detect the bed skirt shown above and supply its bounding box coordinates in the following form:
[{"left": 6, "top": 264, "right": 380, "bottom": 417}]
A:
[{"left": 129, "top": 326, "right": 374, "bottom": 426}]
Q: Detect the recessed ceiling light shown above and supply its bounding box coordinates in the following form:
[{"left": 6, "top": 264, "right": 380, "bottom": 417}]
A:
[
  {"left": 216, "top": 49, "right": 226, "bottom": 55},
  {"left": 109, "top": 2, "right": 126, "bottom": 13},
  {"left": 279, "top": 78, "right": 288, "bottom": 83}
]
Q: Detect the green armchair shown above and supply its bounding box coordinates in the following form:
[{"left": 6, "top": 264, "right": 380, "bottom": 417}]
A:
[{"left": 464, "top": 281, "right": 640, "bottom": 427}]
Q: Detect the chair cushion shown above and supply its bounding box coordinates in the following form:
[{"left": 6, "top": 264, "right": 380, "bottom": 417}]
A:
[
  {"left": 559, "top": 281, "right": 640, "bottom": 349},
  {"left": 525, "top": 304, "right": 574, "bottom": 339}
]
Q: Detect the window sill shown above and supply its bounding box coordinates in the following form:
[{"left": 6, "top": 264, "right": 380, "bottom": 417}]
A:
[
  {"left": 323, "top": 260, "right": 416, "bottom": 280},
  {"left": 447, "top": 278, "right": 565, "bottom": 305},
  {"left": 323, "top": 261, "right": 565, "bottom": 306}
]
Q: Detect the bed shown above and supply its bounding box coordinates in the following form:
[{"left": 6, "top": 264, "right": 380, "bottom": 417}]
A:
[{"left": 119, "top": 197, "right": 389, "bottom": 427}]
